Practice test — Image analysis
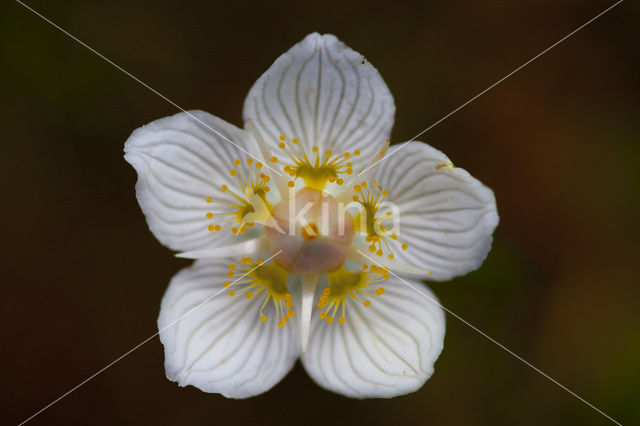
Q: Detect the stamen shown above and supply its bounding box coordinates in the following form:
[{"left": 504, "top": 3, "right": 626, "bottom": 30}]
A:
[
  {"left": 203, "top": 158, "right": 273, "bottom": 235},
  {"left": 269, "top": 134, "right": 358, "bottom": 190},
  {"left": 225, "top": 259, "right": 293, "bottom": 326},
  {"left": 352, "top": 179, "right": 409, "bottom": 259},
  {"left": 317, "top": 266, "right": 388, "bottom": 324}
]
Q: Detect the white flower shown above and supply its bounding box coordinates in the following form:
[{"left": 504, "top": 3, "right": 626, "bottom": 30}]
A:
[{"left": 124, "top": 33, "right": 498, "bottom": 399}]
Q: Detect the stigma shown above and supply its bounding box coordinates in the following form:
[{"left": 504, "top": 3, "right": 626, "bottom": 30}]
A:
[
  {"left": 203, "top": 158, "right": 273, "bottom": 235},
  {"left": 224, "top": 257, "right": 294, "bottom": 327},
  {"left": 270, "top": 134, "right": 360, "bottom": 190},
  {"left": 317, "top": 265, "right": 389, "bottom": 324},
  {"left": 265, "top": 187, "right": 354, "bottom": 274}
]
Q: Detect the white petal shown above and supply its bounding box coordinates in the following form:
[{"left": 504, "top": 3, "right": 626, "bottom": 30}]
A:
[
  {"left": 301, "top": 277, "right": 445, "bottom": 398},
  {"left": 124, "top": 110, "right": 267, "bottom": 252},
  {"left": 374, "top": 142, "right": 499, "bottom": 281},
  {"left": 158, "top": 259, "right": 299, "bottom": 398},
  {"left": 243, "top": 33, "right": 395, "bottom": 171}
]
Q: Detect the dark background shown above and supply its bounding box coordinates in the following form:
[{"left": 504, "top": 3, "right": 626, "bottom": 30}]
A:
[{"left": 2, "top": 0, "right": 639, "bottom": 425}]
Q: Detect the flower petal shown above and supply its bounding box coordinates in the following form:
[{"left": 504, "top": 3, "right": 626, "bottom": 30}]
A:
[
  {"left": 301, "top": 277, "right": 445, "bottom": 398},
  {"left": 374, "top": 142, "right": 499, "bottom": 281},
  {"left": 124, "top": 110, "right": 265, "bottom": 252},
  {"left": 243, "top": 33, "right": 395, "bottom": 171},
  {"left": 158, "top": 259, "right": 299, "bottom": 398}
]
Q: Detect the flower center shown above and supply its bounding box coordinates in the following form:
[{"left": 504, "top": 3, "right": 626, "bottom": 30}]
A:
[
  {"left": 265, "top": 187, "right": 354, "bottom": 274},
  {"left": 317, "top": 265, "right": 389, "bottom": 324},
  {"left": 270, "top": 134, "right": 360, "bottom": 190},
  {"left": 352, "top": 179, "right": 408, "bottom": 259},
  {"left": 224, "top": 257, "right": 294, "bottom": 327},
  {"left": 204, "top": 158, "right": 272, "bottom": 235}
]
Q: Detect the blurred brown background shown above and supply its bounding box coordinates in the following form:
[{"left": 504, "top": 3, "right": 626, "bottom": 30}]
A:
[{"left": 2, "top": 0, "right": 639, "bottom": 425}]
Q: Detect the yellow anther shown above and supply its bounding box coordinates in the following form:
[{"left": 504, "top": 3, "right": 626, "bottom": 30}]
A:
[
  {"left": 354, "top": 149, "right": 361, "bottom": 156},
  {"left": 206, "top": 212, "right": 214, "bottom": 219},
  {"left": 336, "top": 178, "right": 343, "bottom": 185},
  {"left": 229, "top": 264, "right": 236, "bottom": 270},
  {"left": 364, "top": 300, "right": 371, "bottom": 307},
  {"left": 288, "top": 181, "right": 295, "bottom": 187},
  {"left": 352, "top": 195, "right": 359, "bottom": 202},
  {"left": 376, "top": 249, "right": 383, "bottom": 256},
  {"left": 226, "top": 270, "right": 233, "bottom": 277},
  {"left": 283, "top": 315, "right": 289, "bottom": 323},
  {"left": 323, "top": 288, "right": 331, "bottom": 295},
  {"left": 278, "top": 321, "right": 284, "bottom": 328},
  {"left": 223, "top": 281, "right": 230, "bottom": 287},
  {"left": 375, "top": 287, "right": 385, "bottom": 296},
  {"left": 233, "top": 159, "right": 241, "bottom": 166},
  {"left": 402, "top": 243, "right": 408, "bottom": 250},
  {"left": 230, "top": 169, "right": 237, "bottom": 176},
  {"left": 247, "top": 158, "right": 254, "bottom": 165},
  {"left": 326, "top": 316, "right": 334, "bottom": 323},
  {"left": 312, "top": 146, "right": 318, "bottom": 153},
  {"left": 388, "top": 253, "right": 394, "bottom": 260},
  {"left": 279, "top": 142, "right": 285, "bottom": 149},
  {"left": 261, "top": 315, "right": 267, "bottom": 322},
  {"left": 229, "top": 290, "right": 235, "bottom": 296},
  {"left": 288, "top": 310, "right": 295, "bottom": 317},
  {"left": 338, "top": 317, "right": 346, "bottom": 324},
  {"left": 319, "top": 311, "right": 327, "bottom": 319},
  {"left": 291, "top": 138, "right": 298, "bottom": 144},
  {"left": 354, "top": 185, "right": 361, "bottom": 192},
  {"left": 368, "top": 245, "right": 376, "bottom": 253},
  {"left": 256, "top": 162, "right": 263, "bottom": 169},
  {"left": 270, "top": 156, "right": 278, "bottom": 163},
  {"left": 221, "top": 184, "right": 228, "bottom": 191},
  {"left": 246, "top": 293, "right": 253, "bottom": 299},
  {"left": 325, "top": 150, "right": 332, "bottom": 157},
  {"left": 232, "top": 228, "right": 238, "bottom": 235},
  {"left": 279, "top": 135, "right": 286, "bottom": 141},
  {"left": 207, "top": 224, "right": 214, "bottom": 232},
  {"left": 205, "top": 197, "right": 213, "bottom": 203}
]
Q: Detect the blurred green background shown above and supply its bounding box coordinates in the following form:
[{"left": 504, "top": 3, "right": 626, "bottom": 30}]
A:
[{"left": 2, "top": 0, "right": 639, "bottom": 424}]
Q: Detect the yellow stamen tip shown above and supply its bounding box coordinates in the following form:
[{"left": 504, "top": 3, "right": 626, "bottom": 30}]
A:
[
  {"left": 205, "top": 197, "right": 213, "bottom": 203},
  {"left": 279, "top": 135, "right": 286, "bottom": 141},
  {"left": 261, "top": 315, "right": 267, "bottom": 322},
  {"left": 338, "top": 317, "right": 346, "bottom": 324}
]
